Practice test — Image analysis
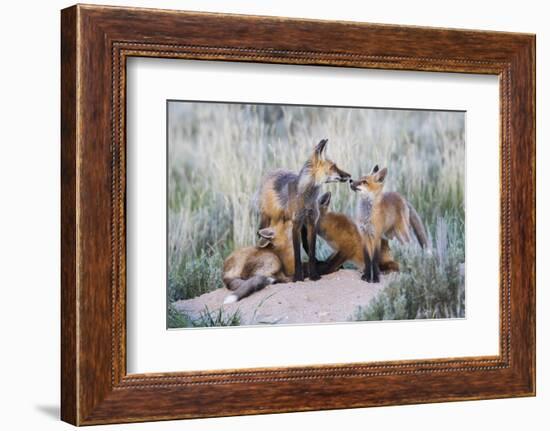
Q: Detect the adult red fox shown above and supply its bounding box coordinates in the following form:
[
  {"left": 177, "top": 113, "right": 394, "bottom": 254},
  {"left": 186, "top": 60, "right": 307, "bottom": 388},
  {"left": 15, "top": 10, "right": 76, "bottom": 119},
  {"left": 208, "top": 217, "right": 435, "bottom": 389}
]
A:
[
  {"left": 351, "top": 165, "right": 428, "bottom": 283},
  {"left": 258, "top": 139, "right": 351, "bottom": 282},
  {"left": 316, "top": 192, "right": 399, "bottom": 275},
  {"left": 222, "top": 220, "right": 294, "bottom": 304}
]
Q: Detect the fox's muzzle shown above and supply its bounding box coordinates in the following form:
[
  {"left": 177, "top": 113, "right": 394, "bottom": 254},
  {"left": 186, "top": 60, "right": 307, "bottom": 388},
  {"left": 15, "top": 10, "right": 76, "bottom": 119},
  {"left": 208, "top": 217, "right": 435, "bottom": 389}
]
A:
[
  {"left": 334, "top": 167, "right": 352, "bottom": 183},
  {"left": 350, "top": 180, "right": 360, "bottom": 191}
]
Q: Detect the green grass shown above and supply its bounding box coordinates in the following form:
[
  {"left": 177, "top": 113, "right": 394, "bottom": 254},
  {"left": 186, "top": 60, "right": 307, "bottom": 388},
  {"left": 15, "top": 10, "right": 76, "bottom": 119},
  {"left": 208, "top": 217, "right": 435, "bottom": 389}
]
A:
[
  {"left": 167, "top": 303, "right": 193, "bottom": 328},
  {"left": 167, "top": 102, "right": 466, "bottom": 327},
  {"left": 194, "top": 306, "right": 242, "bottom": 327},
  {"left": 167, "top": 304, "right": 242, "bottom": 328},
  {"left": 168, "top": 248, "right": 226, "bottom": 302}
]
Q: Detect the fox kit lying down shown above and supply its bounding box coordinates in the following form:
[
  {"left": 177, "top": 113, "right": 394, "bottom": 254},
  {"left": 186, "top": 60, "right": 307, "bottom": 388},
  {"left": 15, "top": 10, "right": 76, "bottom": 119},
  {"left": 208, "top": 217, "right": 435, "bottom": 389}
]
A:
[
  {"left": 257, "top": 139, "right": 351, "bottom": 282},
  {"left": 316, "top": 192, "right": 399, "bottom": 275},
  {"left": 222, "top": 220, "right": 294, "bottom": 304},
  {"left": 351, "top": 165, "right": 428, "bottom": 283}
]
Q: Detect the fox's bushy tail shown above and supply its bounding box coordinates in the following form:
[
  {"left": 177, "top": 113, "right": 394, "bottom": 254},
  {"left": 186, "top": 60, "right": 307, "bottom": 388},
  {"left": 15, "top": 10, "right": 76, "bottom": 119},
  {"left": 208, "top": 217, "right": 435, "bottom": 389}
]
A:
[
  {"left": 223, "top": 275, "right": 276, "bottom": 304},
  {"left": 407, "top": 202, "right": 429, "bottom": 249}
]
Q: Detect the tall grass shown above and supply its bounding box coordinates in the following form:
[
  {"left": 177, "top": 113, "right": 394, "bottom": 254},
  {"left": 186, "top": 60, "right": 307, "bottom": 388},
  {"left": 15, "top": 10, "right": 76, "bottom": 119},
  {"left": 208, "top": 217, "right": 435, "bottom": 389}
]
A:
[{"left": 168, "top": 102, "right": 465, "bottom": 325}]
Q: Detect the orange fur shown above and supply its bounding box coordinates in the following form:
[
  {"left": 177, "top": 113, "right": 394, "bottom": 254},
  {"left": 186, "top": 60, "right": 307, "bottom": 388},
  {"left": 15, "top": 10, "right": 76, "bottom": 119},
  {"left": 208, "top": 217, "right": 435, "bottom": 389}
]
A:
[
  {"left": 222, "top": 220, "right": 293, "bottom": 303},
  {"left": 317, "top": 192, "right": 399, "bottom": 274},
  {"left": 257, "top": 139, "right": 351, "bottom": 281},
  {"left": 351, "top": 165, "right": 422, "bottom": 282}
]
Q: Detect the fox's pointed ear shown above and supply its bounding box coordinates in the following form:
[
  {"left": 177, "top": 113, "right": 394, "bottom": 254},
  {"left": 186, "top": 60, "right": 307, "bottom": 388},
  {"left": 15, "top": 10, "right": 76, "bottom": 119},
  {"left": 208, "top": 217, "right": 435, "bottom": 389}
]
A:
[
  {"left": 314, "top": 139, "right": 328, "bottom": 160},
  {"left": 371, "top": 164, "right": 379, "bottom": 174},
  {"left": 258, "top": 227, "right": 275, "bottom": 247},
  {"left": 258, "top": 237, "right": 271, "bottom": 248},
  {"left": 376, "top": 167, "right": 388, "bottom": 182},
  {"left": 319, "top": 191, "right": 332, "bottom": 207},
  {"left": 258, "top": 227, "right": 275, "bottom": 239}
]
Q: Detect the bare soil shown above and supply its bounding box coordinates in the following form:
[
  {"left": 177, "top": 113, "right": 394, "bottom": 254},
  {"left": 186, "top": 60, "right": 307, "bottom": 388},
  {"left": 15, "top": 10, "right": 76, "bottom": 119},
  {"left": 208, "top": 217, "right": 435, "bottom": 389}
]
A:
[{"left": 172, "top": 269, "right": 394, "bottom": 326}]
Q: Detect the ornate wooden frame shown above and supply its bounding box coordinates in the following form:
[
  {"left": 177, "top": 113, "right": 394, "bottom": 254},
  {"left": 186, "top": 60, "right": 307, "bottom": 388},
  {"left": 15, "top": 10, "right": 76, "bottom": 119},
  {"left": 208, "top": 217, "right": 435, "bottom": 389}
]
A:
[{"left": 61, "top": 4, "right": 535, "bottom": 425}]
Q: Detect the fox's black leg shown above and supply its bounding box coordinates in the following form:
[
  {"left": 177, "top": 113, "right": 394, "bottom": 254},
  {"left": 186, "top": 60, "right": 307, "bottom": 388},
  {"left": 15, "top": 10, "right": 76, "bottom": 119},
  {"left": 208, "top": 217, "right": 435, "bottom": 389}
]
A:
[
  {"left": 319, "top": 252, "right": 347, "bottom": 275},
  {"left": 315, "top": 260, "right": 328, "bottom": 275},
  {"left": 307, "top": 223, "right": 320, "bottom": 281},
  {"left": 372, "top": 247, "right": 381, "bottom": 283},
  {"left": 301, "top": 226, "right": 309, "bottom": 255},
  {"left": 292, "top": 223, "right": 304, "bottom": 282},
  {"left": 361, "top": 247, "right": 372, "bottom": 282}
]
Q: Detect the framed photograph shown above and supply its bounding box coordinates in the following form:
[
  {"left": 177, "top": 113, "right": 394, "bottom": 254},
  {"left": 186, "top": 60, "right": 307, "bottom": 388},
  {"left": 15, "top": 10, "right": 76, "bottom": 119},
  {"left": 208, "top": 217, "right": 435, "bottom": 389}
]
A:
[{"left": 61, "top": 4, "right": 535, "bottom": 425}]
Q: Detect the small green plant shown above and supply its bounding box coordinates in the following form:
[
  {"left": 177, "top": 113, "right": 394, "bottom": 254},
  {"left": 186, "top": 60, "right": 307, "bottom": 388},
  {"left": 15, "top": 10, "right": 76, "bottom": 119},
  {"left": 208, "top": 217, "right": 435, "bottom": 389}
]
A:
[
  {"left": 167, "top": 303, "right": 193, "bottom": 328},
  {"left": 168, "top": 304, "right": 242, "bottom": 328},
  {"left": 193, "top": 305, "right": 242, "bottom": 327}
]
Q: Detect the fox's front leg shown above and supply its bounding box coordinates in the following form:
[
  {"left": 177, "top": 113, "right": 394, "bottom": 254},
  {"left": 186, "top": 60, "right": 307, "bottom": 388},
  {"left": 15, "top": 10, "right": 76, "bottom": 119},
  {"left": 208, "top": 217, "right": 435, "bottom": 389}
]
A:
[
  {"left": 372, "top": 245, "right": 381, "bottom": 283},
  {"left": 361, "top": 246, "right": 372, "bottom": 282},
  {"left": 292, "top": 222, "right": 304, "bottom": 282},
  {"left": 306, "top": 222, "right": 320, "bottom": 281},
  {"left": 301, "top": 226, "right": 309, "bottom": 255}
]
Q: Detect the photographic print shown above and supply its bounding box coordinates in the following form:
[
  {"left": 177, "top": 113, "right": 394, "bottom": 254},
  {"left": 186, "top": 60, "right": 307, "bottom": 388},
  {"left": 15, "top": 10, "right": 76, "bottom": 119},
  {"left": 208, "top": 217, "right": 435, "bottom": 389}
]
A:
[{"left": 167, "top": 101, "right": 465, "bottom": 329}]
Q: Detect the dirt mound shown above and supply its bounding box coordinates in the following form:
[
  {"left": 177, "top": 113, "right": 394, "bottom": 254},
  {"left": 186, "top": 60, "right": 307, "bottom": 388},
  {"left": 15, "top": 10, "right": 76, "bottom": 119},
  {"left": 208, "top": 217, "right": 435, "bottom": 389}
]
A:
[{"left": 172, "top": 269, "right": 393, "bottom": 326}]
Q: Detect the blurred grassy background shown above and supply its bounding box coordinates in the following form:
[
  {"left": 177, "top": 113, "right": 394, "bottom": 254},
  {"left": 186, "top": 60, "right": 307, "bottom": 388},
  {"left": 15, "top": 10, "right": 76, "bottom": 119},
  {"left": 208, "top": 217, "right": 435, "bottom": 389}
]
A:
[{"left": 168, "top": 101, "right": 465, "bottom": 326}]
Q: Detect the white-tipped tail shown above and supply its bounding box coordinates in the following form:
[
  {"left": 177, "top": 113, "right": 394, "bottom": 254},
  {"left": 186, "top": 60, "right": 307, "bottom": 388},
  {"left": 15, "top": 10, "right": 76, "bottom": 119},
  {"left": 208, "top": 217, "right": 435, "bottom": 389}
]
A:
[
  {"left": 266, "top": 277, "right": 276, "bottom": 284},
  {"left": 223, "top": 294, "right": 238, "bottom": 304}
]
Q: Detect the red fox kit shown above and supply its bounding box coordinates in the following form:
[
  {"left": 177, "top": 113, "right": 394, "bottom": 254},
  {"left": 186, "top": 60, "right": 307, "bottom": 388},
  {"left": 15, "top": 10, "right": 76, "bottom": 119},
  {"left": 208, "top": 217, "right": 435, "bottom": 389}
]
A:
[
  {"left": 351, "top": 165, "right": 428, "bottom": 282},
  {"left": 317, "top": 192, "right": 399, "bottom": 275},
  {"left": 258, "top": 139, "right": 351, "bottom": 282},
  {"left": 223, "top": 220, "right": 294, "bottom": 304}
]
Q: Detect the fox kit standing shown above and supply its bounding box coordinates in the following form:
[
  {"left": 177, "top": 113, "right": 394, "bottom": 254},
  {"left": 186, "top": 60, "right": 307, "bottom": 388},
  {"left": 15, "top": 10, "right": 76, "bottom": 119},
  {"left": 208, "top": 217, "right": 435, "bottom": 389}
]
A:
[
  {"left": 223, "top": 220, "right": 294, "bottom": 303},
  {"left": 258, "top": 139, "right": 351, "bottom": 282},
  {"left": 351, "top": 165, "right": 428, "bottom": 282},
  {"left": 317, "top": 191, "right": 399, "bottom": 275}
]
